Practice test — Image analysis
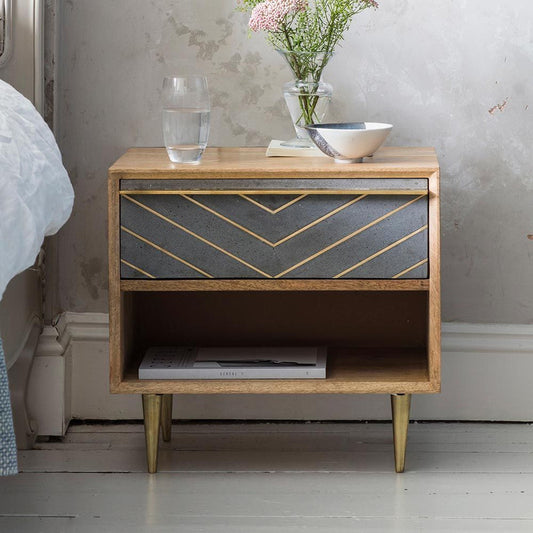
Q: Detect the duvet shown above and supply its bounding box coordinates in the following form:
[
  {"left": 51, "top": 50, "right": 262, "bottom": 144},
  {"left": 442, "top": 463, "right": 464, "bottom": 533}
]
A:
[
  {"left": 0, "top": 79, "right": 74, "bottom": 475},
  {"left": 0, "top": 79, "right": 73, "bottom": 299}
]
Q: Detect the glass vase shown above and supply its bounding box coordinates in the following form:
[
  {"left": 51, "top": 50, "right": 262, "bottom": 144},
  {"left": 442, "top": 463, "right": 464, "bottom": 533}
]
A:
[{"left": 278, "top": 50, "right": 333, "bottom": 148}]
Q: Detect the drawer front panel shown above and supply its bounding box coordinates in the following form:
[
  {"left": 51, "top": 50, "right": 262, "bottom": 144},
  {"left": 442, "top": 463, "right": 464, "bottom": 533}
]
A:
[
  {"left": 120, "top": 192, "right": 428, "bottom": 280},
  {"left": 120, "top": 178, "right": 428, "bottom": 193}
]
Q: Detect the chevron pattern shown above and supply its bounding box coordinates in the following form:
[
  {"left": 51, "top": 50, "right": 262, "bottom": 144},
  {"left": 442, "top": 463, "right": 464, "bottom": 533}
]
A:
[
  {"left": 120, "top": 193, "right": 429, "bottom": 280},
  {"left": 239, "top": 194, "right": 308, "bottom": 214}
]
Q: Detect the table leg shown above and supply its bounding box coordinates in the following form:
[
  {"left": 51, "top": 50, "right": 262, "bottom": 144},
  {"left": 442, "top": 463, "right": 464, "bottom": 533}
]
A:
[
  {"left": 391, "top": 393, "right": 411, "bottom": 473},
  {"left": 142, "top": 394, "right": 162, "bottom": 473},
  {"left": 161, "top": 394, "right": 173, "bottom": 443}
]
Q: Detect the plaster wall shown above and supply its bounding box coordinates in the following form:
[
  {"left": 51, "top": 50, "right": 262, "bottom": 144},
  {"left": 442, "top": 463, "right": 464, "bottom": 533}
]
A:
[{"left": 56, "top": 0, "right": 533, "bottom": 324}]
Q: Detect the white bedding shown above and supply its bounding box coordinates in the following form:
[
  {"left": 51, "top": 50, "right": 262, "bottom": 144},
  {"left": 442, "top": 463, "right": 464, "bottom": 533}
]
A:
[{"left": 0, "top": 79, "right": 74, "bottom": 299}]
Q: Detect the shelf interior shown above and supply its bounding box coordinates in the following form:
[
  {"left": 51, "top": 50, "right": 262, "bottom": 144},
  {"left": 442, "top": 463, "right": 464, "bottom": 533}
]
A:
[{"left": 115, "top": 290, "right": 431, "bottom": 394}]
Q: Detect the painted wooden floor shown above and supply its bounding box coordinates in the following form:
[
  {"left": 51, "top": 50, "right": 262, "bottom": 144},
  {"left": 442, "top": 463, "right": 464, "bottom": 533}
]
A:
[{"left": 1, "top": 422, "right": 533, "bottom": 532}]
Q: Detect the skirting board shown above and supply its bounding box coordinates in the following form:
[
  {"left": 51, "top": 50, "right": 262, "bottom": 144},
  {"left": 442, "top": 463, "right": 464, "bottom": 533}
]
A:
[
  {"left": 28, "top": 313, "right": 533, "bottom": 434},
  {"left": 27, "top": 325, "right": 70, "bottom": 437}
]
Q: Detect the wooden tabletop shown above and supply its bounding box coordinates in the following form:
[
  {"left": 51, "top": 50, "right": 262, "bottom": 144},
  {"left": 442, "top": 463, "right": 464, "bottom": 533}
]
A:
[{"left": 109, "top": 147, "right": 439, "bottom": 180}]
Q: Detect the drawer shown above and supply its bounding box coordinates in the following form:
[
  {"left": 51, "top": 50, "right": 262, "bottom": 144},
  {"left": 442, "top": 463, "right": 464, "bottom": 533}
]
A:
[{"left": 119, "top": 180, "right": 429, "bottom": 280}]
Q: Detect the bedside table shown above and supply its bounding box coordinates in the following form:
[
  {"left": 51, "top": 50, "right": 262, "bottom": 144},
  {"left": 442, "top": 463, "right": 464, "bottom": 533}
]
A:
[{"left": 108, "top": 147, "right": 441, "bottom": 473}]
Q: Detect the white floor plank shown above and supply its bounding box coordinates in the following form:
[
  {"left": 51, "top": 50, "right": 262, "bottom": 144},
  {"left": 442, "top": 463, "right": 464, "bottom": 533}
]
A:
[
  {"left": 2, "top": 423, "right": 533, "bottom": 532},
  {"left": 1, "top": 516, "right": 533, "bottom": 533},
  {"left": 2, "top": 472, "right": 533, "bottom": 520},
  {"left": 23, "top": 422, "right": 533, "bottom": 474},
  {"left": 62, "top": 422, "right": 533, "bottom": 452},
  {"left": 18, "top": 447, "right": 533, "bottom": 474}
]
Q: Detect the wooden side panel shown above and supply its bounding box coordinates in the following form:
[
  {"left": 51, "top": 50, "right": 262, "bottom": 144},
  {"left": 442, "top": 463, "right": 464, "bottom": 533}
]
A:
[
  {"left": 428, "top": 171, "right": 441, "bottom": 390},
  {"left": 108, "top": 172, "right": 123, "bottom": 392}
]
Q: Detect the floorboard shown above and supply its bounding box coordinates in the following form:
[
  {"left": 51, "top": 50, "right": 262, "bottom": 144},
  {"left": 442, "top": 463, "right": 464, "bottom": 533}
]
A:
[{"left": 2, "top": 423, "right": 533, "bottom": 532}]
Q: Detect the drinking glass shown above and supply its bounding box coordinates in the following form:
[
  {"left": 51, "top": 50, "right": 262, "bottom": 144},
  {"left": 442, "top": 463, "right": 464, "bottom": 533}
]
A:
[{"left": 162, "top": 76, "right": 210, "bottom": 164}]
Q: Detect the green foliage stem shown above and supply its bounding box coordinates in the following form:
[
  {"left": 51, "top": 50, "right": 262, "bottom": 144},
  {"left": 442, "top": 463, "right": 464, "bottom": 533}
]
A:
[{"left": 239, "top": 0, "right": 378, "bottom": 126}]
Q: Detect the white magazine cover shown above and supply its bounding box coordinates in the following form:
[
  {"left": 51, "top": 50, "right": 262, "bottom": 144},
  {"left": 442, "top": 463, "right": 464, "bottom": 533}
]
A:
[{"left": 139, "top": 346, "right": 327, "bottom": 380}]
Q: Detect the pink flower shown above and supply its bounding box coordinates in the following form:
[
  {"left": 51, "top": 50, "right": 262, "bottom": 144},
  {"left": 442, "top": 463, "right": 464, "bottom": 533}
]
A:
[{"left": 249, "top": 0, "right": 308, "bottom": 33}]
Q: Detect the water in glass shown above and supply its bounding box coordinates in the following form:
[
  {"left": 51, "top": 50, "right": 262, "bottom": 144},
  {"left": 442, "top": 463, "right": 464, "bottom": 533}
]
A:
[
  {"left": 162, "top": 76, "right": 210, "bottom": 164},
  {"left": 162, "top": 107, "right": 210, "bottom": 163}
]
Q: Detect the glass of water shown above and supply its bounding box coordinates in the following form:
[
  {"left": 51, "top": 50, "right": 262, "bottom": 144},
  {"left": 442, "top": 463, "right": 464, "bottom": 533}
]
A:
[{"left": 162, "top": 76, "right": 210, "bottom": 164}]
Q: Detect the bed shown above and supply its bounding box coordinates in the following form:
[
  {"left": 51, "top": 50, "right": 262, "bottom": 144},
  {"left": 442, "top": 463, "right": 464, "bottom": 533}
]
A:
[{"left": 0, "top": 79, "right": 73, "bottom": 475}]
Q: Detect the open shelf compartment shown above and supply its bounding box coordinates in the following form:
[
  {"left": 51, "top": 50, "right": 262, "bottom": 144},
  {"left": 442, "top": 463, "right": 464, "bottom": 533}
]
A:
[{"left": 112, "top": 290, "right": 435, "bottom": 395}]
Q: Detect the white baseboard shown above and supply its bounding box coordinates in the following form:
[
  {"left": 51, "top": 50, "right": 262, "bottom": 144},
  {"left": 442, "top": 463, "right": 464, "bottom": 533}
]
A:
[
  {"left": 29, "top": 313, "right": 533, "bottom": 432},
  {"left": 54, "top": 311, "right": 110, "bottom": 349},
  {"left": 8, "top": 315, "right": 41, "bottom": 448},
  {"left": 441, "top": 322, "right": 533, "bottom": 353},
  {"left": 27, "top": 325, "right": 69, "bottom": 436}
]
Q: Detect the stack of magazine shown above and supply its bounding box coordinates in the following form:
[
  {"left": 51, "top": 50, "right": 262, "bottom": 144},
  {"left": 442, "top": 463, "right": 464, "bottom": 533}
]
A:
[{"left": 139, "top": 346, "right": 327, "bottom": 380}]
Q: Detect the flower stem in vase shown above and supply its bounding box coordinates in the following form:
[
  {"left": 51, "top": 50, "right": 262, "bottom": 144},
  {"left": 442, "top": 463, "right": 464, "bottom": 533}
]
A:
[{"left": 238, "top": 0, "right": 380, "bottom": 148}]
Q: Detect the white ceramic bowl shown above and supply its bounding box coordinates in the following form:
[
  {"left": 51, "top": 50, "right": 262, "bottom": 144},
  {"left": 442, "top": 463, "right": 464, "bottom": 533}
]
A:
[{"left": 304, "top": 122, "right": 393, "bottom": 163}]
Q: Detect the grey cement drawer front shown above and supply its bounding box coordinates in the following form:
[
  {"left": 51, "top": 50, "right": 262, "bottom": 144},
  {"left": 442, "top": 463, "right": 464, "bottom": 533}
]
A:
[
  {"left": 120, "top": 178, "right": 428, "bottom": 193},
  {"left": 120, "top": 192, "right": 428, "bottom": 280}
]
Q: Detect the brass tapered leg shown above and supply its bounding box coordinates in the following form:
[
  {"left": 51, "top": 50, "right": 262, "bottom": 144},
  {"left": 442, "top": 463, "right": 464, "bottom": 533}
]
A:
[
  {"left": 142, "top": 394, "right": 162, "bottom": 474},
  {"left": 161, "top": 394, "right": 173, "bottom": 443},
  {"left": 391, "top": 394, "right": 411, "bottom": 473}
]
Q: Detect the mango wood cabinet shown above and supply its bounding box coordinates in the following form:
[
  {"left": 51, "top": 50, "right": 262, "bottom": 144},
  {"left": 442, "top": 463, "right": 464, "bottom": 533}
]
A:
[{"left": 108, "top": 147, "right": 441, "bottom": 473}]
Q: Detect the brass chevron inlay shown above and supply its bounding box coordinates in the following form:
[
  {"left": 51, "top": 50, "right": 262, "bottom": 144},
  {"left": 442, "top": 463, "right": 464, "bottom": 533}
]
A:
[
  {"left": 121, "top": 226, "right": 213, "bottom": 278},
  {"left": 181, "top": 194, "right": 273, "bottom": 246},
  {"left": 181, "top": 194, "right": 366, "bottom": 248},
  {"left": 122, "top": 195, "right": 271, "bottom": 278},
  {"left": 334, "top": 225, "right": 429, "bottom": 279},
  {"left": 274, "top": 196, "right": 367, "bottom": 247},
  {"left": 120, "top": 259, "right": 155, "bottom": 279},
  {"left": 239, "top": 194, "right": 307, "bottom": 214},
  {"left": 393, "top": 259, "right": 429, "bottom": 279},
  {"left": 275, "top": 195, "right": 426, "bottom": 278}
]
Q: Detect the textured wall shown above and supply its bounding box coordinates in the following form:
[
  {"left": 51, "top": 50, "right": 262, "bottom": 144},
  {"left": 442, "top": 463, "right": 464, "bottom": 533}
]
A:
[{"left": 57, "top": 0, "right": 533, "bottom": 323}]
